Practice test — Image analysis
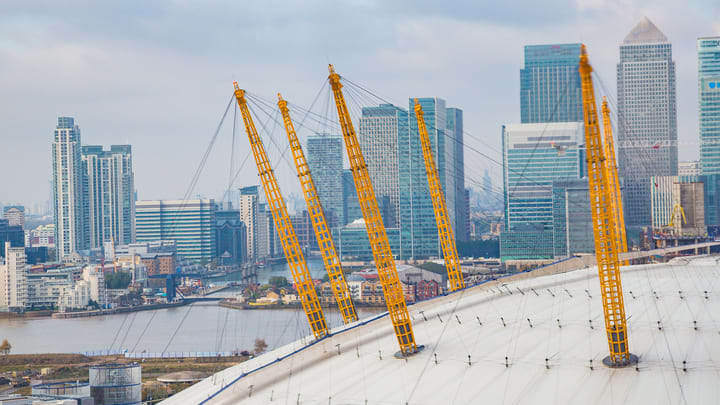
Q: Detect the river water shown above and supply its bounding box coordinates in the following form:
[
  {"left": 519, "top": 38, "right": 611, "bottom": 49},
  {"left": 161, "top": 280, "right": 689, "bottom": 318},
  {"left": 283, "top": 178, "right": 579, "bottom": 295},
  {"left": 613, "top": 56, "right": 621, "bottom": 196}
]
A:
[{"left": 0, "top": 258, "right": 383, "bottom": 354}]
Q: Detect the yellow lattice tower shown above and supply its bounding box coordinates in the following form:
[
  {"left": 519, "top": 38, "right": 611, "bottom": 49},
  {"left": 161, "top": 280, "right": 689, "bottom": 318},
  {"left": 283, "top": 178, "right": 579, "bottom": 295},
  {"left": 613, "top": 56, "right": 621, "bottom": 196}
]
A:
[
  {"left": 277, "top": 93, "right": 358, "bottom": 324},
  {"left": 327, "top": 65, "right": 417, "bottom": 355},
  {"left": 413, "top": 99, "right": 465, "bottom": 291},
  {"left": 579, "top": 46, "right": 635, "bottom": 366},
  {"left": 600, "top": 98, "right": 629, "bottom": 265},
  {"left": 234, "top": 83, "right": 328, "bottom": 340}
]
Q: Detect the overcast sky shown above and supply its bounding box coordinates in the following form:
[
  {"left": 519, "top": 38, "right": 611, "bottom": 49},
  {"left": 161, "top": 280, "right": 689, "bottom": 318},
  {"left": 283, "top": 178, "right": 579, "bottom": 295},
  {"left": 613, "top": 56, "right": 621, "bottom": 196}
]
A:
[{"left": 1, "top": 0, "right": 718, "bottom": 210}]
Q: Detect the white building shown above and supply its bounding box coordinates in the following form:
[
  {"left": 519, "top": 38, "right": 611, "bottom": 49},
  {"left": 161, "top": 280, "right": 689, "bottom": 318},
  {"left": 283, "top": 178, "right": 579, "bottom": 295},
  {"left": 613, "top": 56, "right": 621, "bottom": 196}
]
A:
[
  {"left": 238, "top": 186, "right": 259, "bottom": 260},
  {"left": 82, "top": 145, "right": 135, "bottom": 248},
  {"left": 52, "top": 116, "right": 87, "bottom": 260},
  {"left": 679, "top": 161, "right": 701, "bottom": 176},
  {"left": 26, "top": 271, "right": 74, "bottom": 309},
  {"left": 0, "top": 242, "right": 27, "bottom": 311},
  {"left": 82, "top": 266, "right": 107, "bottom": 308},
  {"left": 28, "top": 224, "right": 55, "bottom": 248},
  {"left": 57, "top": 280, "right": 90, "bottom": 312}
]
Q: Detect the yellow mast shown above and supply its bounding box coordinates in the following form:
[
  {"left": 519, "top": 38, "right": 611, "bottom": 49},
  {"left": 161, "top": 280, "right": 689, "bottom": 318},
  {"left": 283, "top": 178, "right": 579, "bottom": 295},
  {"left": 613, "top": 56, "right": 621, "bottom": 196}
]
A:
[
  {"left": 579, "top": 46, "right": 634, "bottom": 366},
  {"left": 413, "top": 99, "right": 465, "bottom": 291},
  {"left": 600, "top": 98, "right": 629, "bottom": 264},
  {"left": 277, "top": 93, "right": 358, "bottom": 324},
  {"left": 233, "top": 83, "right": 328, "bottom": 340},
  {"left": 328, "top": 65, "right": 417, "bottom": 355}
]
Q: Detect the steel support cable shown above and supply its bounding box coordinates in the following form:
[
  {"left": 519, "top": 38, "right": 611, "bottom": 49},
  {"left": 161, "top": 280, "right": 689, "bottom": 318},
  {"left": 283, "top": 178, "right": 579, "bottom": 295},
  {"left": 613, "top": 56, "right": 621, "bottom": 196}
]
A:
[
  {"left": 641, "top": 264, "right": 688, "bottom": 403},
  {"left": 108, "top": 313, "right": 130, "bottom": 352},
  {"left": 118, "top": 312, "right": 138, "bottom": 351},
  {"left": 131, "top": 310, "right": 158, "bottom": 353},
  {"left": 162, "top": 303, "right": 194, "bottom": 355}
]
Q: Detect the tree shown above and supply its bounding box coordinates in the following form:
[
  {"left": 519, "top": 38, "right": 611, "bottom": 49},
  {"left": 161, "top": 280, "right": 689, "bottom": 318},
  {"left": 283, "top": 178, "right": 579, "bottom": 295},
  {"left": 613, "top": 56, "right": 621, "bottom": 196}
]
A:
[
  {"left": 105, "top": 271, "right": 133, "bottom": 289},
  {"left": 0, "top": 339, "right": 11, "bottom": 355},
  {"left": 253, "top": 338, "right": 268, "bottom": 355},
  {"left": 268, "top": 276, "right": 289, "bottom": 289}
]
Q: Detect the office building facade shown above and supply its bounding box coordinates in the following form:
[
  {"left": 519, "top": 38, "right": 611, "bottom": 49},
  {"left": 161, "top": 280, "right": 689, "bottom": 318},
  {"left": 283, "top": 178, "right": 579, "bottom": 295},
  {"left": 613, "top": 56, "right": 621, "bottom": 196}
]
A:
[
  {"left": 82, "top": 145, "right": 135, "bottom": 248},
  {"left": 520, "top": 44, "right": 583, "bottom": 124},
  {"left": 699, "top": 36, "right": 720, "bottom": 174},
  {"left": 552, "top": 179, "right": 594, "bottom": 257},
  {"left": 215, "top": 210, "right": 247, "bottom": 265},
  {"left": 616, "top": 18, "right": 678, "bottom": 232},
  {"left": 135, "top": 199, "right": 216, "bottom": 263},
  {"left": 358, "top": 105, "right": 405, "bottom": 227},
  {"left": 52, "top": 117, "right": 87, "bottom": 260},
  {"left": 306, "top": 134, "right": 344, "bottom": 227},
  {"left": 500, "top": 122, "right": 583, "bottom": 261},
  {"left": 447, "top": 107, "right": 469, "bottom": 241}
]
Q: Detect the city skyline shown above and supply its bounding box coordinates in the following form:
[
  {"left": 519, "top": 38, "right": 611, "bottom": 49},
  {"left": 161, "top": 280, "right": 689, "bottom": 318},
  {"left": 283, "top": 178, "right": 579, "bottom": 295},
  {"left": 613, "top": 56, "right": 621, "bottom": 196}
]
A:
[{"left": 1, "top": 2, "right": 718, "bottom": 208}]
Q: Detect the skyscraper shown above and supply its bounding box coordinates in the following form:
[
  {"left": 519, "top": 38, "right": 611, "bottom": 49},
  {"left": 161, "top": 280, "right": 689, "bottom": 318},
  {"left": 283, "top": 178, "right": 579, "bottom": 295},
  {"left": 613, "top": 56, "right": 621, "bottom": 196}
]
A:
[
  {"left": 238, "top": 186, "right": 259, "bottom": 261},
  {"left": 500, "top": 122, "right": 583, "bottom": 261},
  {"left": 342, "top": 169, "right": 362, "bottom": 225},
  {"left": 698, "top": 36, "right": 720, "bottom": 174},
  {"left": 82, "top": 145, "right": 135, "bottom": 248},
  {"left": 306, "top": 134, "right": 343, "bottom": 226},
  {"left": 358, "top": 104, "right": 405, "bottom": 227},
  {"left": 52, "top": 116, "right": 87, "bottom": 260},
  {"left": 135, "top": 199, "right": 216, "bottom": 263},
  {"left": 616, "top": 17, "right": 678, "bottom": 232},
  {"left": 446, "top": 107, "right": 468, "bottom": 241},
  {"left": 520, "top": 44, "right": 583, "bottom": 124}
]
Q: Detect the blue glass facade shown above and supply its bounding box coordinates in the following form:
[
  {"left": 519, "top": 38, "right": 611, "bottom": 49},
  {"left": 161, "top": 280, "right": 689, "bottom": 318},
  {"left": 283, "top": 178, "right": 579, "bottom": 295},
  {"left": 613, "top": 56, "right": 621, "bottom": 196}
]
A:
[
  {"left": 552, "top": 179, "right": 593, "bottom": 257},
  {"left": 520, "top": 44, "right": 583, "bottom": 124},
  {"left": 699, "top": 37, "right": 720, "bottom": 175},
  {"left": 306, "top": 134, "right": 343, "bottom": 226},
  {"left": 500, "top": 123, "right": 583, "bottom": 261}
]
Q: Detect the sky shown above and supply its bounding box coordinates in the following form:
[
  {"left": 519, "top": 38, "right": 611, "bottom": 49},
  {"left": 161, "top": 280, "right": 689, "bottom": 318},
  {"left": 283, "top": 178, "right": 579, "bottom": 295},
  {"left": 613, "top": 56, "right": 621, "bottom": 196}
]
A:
[{"left": 1, "top": 0, "right": 719, "bottom": 211}]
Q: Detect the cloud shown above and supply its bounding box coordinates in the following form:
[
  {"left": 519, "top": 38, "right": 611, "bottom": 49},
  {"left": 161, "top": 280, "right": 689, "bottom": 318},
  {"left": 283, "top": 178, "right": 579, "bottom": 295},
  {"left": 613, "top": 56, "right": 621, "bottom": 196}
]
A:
[{"left": 0, "top": 0, "right": 718, "bottom": 207}]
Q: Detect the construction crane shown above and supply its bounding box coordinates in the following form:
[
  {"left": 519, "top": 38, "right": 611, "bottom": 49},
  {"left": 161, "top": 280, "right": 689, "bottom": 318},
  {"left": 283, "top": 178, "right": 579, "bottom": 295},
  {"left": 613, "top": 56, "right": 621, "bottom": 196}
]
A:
[
  {"left": 277, "top": 93, "right": 359, "bottom": 324},
  {"left": 328, "top": 65, "right": 418, "bottom": 355},
  {"left": 413, "top": 99, "right": 465, "bottom": 292},
  {"left": 233, "top": 83, "right": 329, "bottom": 340},
  {"left": 600, "top": 98, "right": 629, "bottom": 264},
  {"left": 578, "top": 46, "right": 635, "bottom": 367}
]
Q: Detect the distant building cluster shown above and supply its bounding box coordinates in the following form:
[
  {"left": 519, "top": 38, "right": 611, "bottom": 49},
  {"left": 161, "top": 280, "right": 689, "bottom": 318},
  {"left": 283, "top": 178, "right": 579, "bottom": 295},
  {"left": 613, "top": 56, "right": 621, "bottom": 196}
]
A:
[{"left": 500, "top": 19, "right": 720, "bottom": 266}]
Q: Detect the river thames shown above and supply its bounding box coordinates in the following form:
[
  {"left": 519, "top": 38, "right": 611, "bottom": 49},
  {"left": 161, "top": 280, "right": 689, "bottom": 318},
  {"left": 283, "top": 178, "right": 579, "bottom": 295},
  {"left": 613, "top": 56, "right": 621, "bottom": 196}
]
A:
[{"left": 0, "top": 258, "right": 383, "bottom": 354}]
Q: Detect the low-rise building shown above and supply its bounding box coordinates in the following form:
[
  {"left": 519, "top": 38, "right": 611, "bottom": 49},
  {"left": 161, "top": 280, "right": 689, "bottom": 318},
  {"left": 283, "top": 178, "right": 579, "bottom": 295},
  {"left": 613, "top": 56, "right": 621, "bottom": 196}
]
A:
[
  {"left": 26, "top": 270, "right": 74, "bottom": 310},
  {"left": 57, "top": 280, "right": 90, "bottom": 312}
]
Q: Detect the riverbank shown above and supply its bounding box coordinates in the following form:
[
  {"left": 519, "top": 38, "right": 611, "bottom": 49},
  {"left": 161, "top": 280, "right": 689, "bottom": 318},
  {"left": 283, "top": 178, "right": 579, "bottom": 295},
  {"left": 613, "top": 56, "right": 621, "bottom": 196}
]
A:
[
  {"left": 51, "top": 301, "right": 187, "bottom": 319},
  {"left": 219, "top": 298, "right": 386, "bottom": 310}
]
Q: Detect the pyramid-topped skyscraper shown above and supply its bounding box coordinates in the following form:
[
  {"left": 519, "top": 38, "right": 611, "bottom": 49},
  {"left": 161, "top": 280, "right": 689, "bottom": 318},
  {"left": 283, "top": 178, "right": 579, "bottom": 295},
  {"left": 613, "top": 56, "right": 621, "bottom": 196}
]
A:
[{"left": 616, "top": 17, "right": 677, "bottom": 237}]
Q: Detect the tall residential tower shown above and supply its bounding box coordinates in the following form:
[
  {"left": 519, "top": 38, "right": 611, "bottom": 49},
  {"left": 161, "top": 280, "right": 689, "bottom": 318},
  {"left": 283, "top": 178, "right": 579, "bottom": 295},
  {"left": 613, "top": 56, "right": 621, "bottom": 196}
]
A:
[
  {"left": 82, "top": 145, "right": 135, "bottom": 248},
  {"left": 52, "top": 117, "right": 86, "bottom": 260}
]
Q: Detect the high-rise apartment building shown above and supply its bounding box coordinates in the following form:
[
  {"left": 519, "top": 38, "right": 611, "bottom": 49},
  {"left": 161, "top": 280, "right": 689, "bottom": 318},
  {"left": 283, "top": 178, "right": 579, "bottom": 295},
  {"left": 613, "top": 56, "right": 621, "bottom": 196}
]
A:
[
  {"left": 698, "top": 36, "right": 720, "bottom": 174},
  {"left": 2, "top": 206, "right": 25, "bottom": 228},
  {"left": 520, "top": 44, "right": 583, "bottom": 124},
  {"left": 135, "top": 199, "right": 216, "bottom": 263},
  {"left": 82, "top": 145, "right": 135, "bottom": 248},
  {"left": 238, "top": 186, "right": 259, "bottom": 261},
  {"left": 306, "top": 134, "right": 343, "bottom": 226},
  {"left": 500, "top": 122, "right": 583, "bottom": 261},
  {"left": 52, "top": 116, "right": 87, "bottom": 260},
  {"left": 616, "top": 17, "right": 678, "bottom": 232},
  {"left": 0, "top": 241, "right": 27, "bottom": 312}
]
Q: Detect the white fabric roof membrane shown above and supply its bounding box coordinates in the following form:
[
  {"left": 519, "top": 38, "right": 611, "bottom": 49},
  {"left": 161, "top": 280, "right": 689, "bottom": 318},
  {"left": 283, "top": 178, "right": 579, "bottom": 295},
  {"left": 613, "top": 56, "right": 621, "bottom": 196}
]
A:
[{"left": 162, "top": 255, "right": 720, "bottom": 405}]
